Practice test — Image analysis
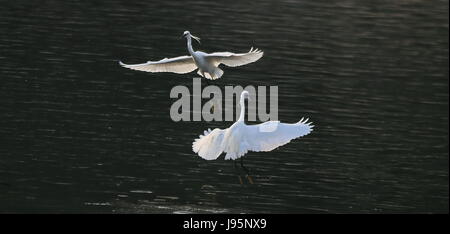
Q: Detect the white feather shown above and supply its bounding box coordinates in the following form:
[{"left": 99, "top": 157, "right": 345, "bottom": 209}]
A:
[
  {"left": 205, "top": 47, "right": 264, "bottom": 67},
  {"left": 192, "top": 91, "right": 314, "bottom": 160},
  {"left": 119, "top": 31, "right": 263, "bottom": 79},
  {"left": 119, "top": 56, "right": 197, "bottom": 74}
]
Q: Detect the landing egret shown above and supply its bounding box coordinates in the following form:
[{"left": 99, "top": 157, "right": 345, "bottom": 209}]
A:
[
  {"left": 192, "top": 91, "right": 314, "bottom": 183},
  {"left": 119, "top": 31, "right": 263, "bottom": 80}
]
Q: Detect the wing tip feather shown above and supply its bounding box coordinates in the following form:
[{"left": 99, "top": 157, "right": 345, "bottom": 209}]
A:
[
  {"left": 249, "top": 47, "right": 264, "bottom": 55},
  {"left": 297, "top": 117, "right": 315, "bottom": 132},
  {"left": 119, "top": 61, "right": 127, "bottom": 67}
]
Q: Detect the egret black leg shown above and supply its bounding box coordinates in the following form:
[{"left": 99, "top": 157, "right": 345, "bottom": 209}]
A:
[
  {"left": 240, "top": 158, "right": 249, "bottom": 174},
  {"left": 233, "top": 160, "right": 243, "bottom": 184},
  {"left": 202, "top": 72, "right": 206, "bottom": 81},
  {"left": 240, "top": 158, "right": 254, "bottom": 184}
]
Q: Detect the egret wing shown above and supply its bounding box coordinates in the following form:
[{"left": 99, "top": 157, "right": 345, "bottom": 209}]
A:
[
  {"left": 205, "top": 47, "right": 263, "bottom": 67},
  {"left": 242, "top": 118, "right": 313, "bottom": 152},
  {"left": 119, "top": 55, "right": 197, "bottom": 74},
  {"left": 192, "top": 128, "right": 227, "bottom": 160}
]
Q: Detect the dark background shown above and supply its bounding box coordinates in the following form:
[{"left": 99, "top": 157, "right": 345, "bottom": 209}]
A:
[{"left": 0, "top": 0, "right": 448, "bottom": 213}]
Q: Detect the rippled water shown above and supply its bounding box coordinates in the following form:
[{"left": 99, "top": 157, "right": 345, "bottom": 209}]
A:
[{"left": 0, "top": 0, "right": 448, "bottom": 213}]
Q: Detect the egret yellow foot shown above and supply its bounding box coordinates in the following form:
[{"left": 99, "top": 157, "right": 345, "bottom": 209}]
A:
[
  {"left": 238, "top": 176, "right": 243, "bottom": 184},
  {"left": 246, "top": 175, "right": 254, "bottom": 184}
]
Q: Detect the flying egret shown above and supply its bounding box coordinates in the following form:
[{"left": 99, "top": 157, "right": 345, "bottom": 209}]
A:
[
  {"left": 119, "top": 31, "right": 264, "bottom": 80},
  {"left": 192, "top": 91, "right": 314, "bottom": 183}
]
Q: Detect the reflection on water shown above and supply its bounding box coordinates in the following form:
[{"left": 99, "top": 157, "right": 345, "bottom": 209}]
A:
[{"left": 0, "top": 0, "right": 448, "bottom": 213}]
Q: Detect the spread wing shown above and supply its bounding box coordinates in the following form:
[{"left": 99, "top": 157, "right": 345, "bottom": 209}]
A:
[
  {"left": 119, "top": 55, "right": 197, "bottom": 74},
  {"left": 242, "top": 118, "right": 313, "bottom": 153},
  {"left": 205, "top": 47, "right": 263, "bottom": 67},
  {"left": 192, "top": 128, "right": 227, "bottom": 160}
]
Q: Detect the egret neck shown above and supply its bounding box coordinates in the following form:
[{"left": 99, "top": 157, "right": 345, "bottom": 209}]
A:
[
  {"left": 186, "top": 36, "right": 194, "bottom": 55},
  {"left": 237, "top": 94, "right": 246, "bottom": 122}
]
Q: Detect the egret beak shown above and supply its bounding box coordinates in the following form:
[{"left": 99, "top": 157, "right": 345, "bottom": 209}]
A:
[{"left": 191, "top": 35, "right": 201, "bottom": 44}]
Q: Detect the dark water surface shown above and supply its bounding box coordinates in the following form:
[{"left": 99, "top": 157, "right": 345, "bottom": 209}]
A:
[{"left": 0, "top": 0, "right": 448, "bottom": 213}]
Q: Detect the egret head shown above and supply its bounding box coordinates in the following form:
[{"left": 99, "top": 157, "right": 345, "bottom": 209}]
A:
[
  {"left": 182, "top": 31, "right": 190, "bottom": 37},
  {"left": 182, "top": 31, "right": 201, "bottom": 44},
  {"left": 241, "top": 90, "right": 251, "bottom": 101}
]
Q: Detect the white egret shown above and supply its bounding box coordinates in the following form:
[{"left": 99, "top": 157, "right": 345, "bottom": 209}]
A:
[
  {"left": 192, "top": 91, "right": 314, "bottom": 183},
  {"left": 119, "top": 31, "right": 263, "bottom": 80}
]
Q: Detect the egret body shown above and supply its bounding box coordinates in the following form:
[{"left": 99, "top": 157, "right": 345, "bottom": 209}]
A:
[
  {"left": 119, "top": 31, "right": 263, "bottom": 80},
  {"left": 192, "top": 91, "right": 314, "bottom": 160}
]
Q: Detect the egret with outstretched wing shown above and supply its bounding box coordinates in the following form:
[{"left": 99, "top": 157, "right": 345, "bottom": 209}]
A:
[
  {"left": 192, "top": 91, "right": 314, "bottom": 183},
  {"left": 119, "top": 31, "right": 263, "bottom": 80}
]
